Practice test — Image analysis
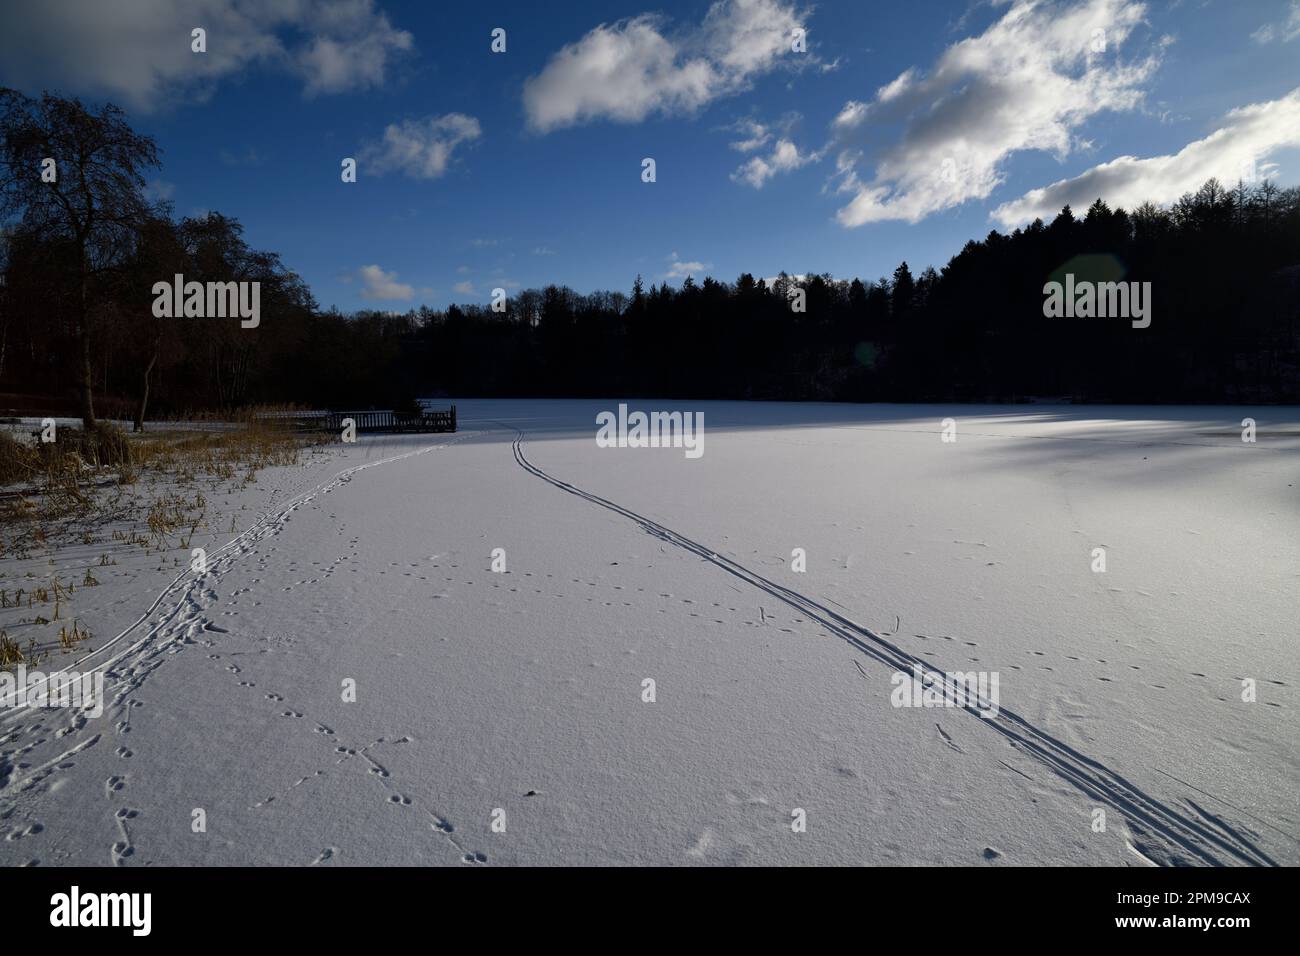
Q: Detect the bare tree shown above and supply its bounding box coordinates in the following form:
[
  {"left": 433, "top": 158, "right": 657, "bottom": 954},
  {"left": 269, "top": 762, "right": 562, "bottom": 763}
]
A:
[{"left": 0, "top": 89, "right": 160, "bottom": 426}]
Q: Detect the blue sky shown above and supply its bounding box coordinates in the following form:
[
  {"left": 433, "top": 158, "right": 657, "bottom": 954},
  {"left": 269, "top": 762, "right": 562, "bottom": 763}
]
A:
[{"left": 2, "top": 0, "right": 1298, "bottom": 311}]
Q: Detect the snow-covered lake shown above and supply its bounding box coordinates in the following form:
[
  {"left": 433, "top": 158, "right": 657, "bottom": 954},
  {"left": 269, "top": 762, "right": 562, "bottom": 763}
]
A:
[{"left": 2, "top": 400, "right": 1296, "bottom": 866}]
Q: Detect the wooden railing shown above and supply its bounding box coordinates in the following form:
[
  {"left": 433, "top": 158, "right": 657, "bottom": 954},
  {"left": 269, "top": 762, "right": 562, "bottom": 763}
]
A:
[{"left": 290, "top": 405, "right": 456, "bottom": 434}]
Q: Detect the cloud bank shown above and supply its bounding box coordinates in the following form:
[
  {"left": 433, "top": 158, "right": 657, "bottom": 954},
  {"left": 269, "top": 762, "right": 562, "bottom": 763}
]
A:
[
  {"left": 992, "top": 88, "right": 1300, "bottom": 226},
  {"left": 0, "top": 0, "right": 413, "bottom": 110},
  {"left": 830, "top": 0, "right": 1158, "bottom": 226}
]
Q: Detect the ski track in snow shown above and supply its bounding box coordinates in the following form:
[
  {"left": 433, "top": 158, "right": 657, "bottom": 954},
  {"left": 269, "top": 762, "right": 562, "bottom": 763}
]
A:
[
  {"left": 507, "top": 427, "right": 1280, "bottom": 868},
  {"left": 1, "top": 432, "right": 487, "bottom": 866}
]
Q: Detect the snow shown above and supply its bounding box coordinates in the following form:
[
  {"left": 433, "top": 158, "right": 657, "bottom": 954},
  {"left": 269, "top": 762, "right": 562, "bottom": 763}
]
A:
[{"left": 2, "top": 400, "right": 1297, "bottom": 866}]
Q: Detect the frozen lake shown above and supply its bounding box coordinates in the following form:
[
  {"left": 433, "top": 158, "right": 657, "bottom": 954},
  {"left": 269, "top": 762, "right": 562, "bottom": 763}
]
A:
[{"left": 2, "top": 400, "right": 1297, "bottom": 865}]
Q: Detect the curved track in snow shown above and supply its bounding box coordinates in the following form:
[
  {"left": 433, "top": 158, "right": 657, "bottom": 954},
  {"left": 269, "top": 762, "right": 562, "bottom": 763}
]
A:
[{"left": 509, "top": 429, "right": 1277, "bottom": 868}]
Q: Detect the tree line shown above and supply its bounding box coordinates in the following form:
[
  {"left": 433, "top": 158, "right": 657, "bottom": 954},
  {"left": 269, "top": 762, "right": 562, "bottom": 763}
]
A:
[{"left": 3, "top": 90, "right": 1299, "bottom": 427}]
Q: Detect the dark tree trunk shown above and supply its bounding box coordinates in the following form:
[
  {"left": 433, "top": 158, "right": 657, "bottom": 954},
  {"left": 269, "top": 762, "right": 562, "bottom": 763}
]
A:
[
  {"left": 134, "top": 347, "right": 157, "bottom": 432},
  {"left": 79, "top": 258, "right": 95, "bottom": 427}
]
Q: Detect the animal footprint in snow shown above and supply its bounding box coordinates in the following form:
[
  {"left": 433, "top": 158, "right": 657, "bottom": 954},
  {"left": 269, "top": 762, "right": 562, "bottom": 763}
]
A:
[
  {"left": 105, "top": 775, "right": 126, "bottom": 795},
  {"left": 388, "top": 794, "right": 412, "bottom": 806},
  {"left": 115, "top": 746, "right": 133, "bottom": 759},
  {"left": 280, "top": 710, "right": 303, "bottom": 719},
  {"left": 5, "top": 822, "right": 43, "bottom": 841},
  {"left": 314, "top": 724, "right": 335, "bottom": 735},
  {"left": 461, "top": 852, "right": 488, "bottom": 864},
  {"left": 57, "top": 715, "right": 87, "bottom": 737},
  {"left": 265, "top": 692, "right": 284, "bottom": 701}
]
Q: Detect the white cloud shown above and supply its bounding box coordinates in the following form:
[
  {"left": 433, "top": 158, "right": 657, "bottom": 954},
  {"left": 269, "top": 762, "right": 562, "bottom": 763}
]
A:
[
  {"left": 729, "top": 119, "right": 773, "bottom": 152},
  {"left": 664, "top": 252, "right": 711, "bottom": 279},
  {"left": 522, "top": 0, "right": 812, "bottom": 133},
  {"left": 360, "top": 113, "right": 482, "bottom": 180},
  {"left": 1251, "top": 2, "right": 1300, "bottom": 44},
  {"left": 727, "top": 112, "right": 818, "bottom": 186},
  {"left": 732, "top": 138, "right": 814, "bottom": 188},
  {"left": 761, "top": 272, "right": 807, "bottom": 288},
  {"left": 452, "top": 280, "right": 477, "bottom": 296},
  {"left": 992, "top": 88, "right": 1300, "bottom": 226},
  {"left": 0, "top": 0, "right": 413, "bottom": 111},
  {"left": 830, "top": 0, "right": 1159, "bottom": 226},
  {"left": 295, "top": 4, "right": 414, "bottom": 96},
  {"left": 356, "top": 264, "right": 415, "bottom": 301},
  {"left": 875, "top": 68, "right": 917, "bottom": 103}
]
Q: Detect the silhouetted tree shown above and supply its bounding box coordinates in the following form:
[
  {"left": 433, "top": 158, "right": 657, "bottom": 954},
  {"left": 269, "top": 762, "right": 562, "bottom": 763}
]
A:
[{"left": 0, "top": 89, "right": 160, "bottom": 424}]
